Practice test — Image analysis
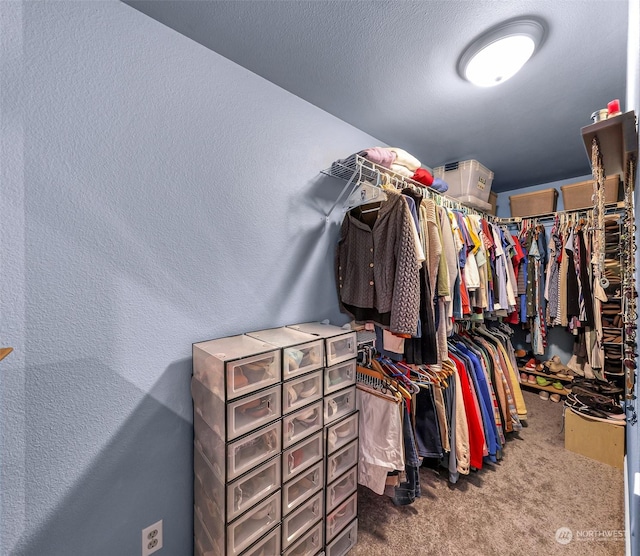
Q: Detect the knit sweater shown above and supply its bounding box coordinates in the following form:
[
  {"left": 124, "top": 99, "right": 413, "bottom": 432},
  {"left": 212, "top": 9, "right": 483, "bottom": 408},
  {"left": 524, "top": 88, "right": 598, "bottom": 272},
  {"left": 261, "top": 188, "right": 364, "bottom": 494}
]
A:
[{"left": 336, "top": 191, "right": 421, "bottom": 335}]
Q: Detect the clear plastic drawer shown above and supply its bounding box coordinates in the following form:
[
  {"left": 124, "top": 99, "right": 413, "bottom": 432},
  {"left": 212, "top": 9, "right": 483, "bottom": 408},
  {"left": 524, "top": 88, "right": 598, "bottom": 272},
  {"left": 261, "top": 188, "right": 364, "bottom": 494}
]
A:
[
  {"left": 282, "top": 491, "right": 323, "bottom": 549},
  {"left": 326, "top": 440, "right": 358, "bottom": 484},
  {"left": 326, "top": 493, "right": 357, "bottom": 543},
  {"left": 194, "top": 444, "right": 224, "bottom": 523},
  {"left": 325, "top": 333, "right": 356, "bottom": 367},
  {"left": 194, "top": 411, "right": 225, "bottom": 483},
  {"left": 227, "top": 385, "right": 281, "bottom": 441},
  {"left": 227, "top": 421, "right": 281, "bottom": 481},
  {"left": 282, "top": 460, "right": 324, "bottom": 515},
  {"left": 324, "top": 360, "right": 356, "bottom": 395},
  {"left": 283, "top": 371, "right": 323, "bottom": 414},
  {"left": 226, "top": 351, "right": 281, "bottom": 400},
  {"left": 283, "top": 340, "right": 325, "bottom": 380},
  {"left": 326, "top": 412, "right": 359, "bottom": 455},
  {"left": 324, "top": 386, "right": 356, "bottom": 425},
  {"left": 283, "top": 400, "right": 323, "bottom": 448},
  {"left": 227, "top": 491, "right": 281, "bottom": 556},
  {"left": 194, "top": 489, "right": 224, "bottom": 556},
  {"left": 326, "top": 466, "right": 357, "bottom": 514},
  {"left": 241, "top": 525, "right": 281, "bottom": 556},
  {"left": 194, "top": 508, "right": 223, "bottom": 556},
  {"left": 283, "top": 431, "right": 324, "bottom": 482},
  {"left": 283, "top": 519, "right": 323, "bottom": 556},
  {"left": 227, "top": 455, "right": 281, "bottom": 522},
  {"left": 192, "top": 377, "right": 225, "bottom": 439},
  {"left": 325, "top": 519, "right": 357, "bottom": 556}
]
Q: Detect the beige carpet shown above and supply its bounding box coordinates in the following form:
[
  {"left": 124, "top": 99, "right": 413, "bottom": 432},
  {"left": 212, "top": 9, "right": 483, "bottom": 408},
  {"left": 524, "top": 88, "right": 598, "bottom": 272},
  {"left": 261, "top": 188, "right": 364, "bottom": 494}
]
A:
[{"left": 352, "top": 390, "right": 625, "bottom": 556}]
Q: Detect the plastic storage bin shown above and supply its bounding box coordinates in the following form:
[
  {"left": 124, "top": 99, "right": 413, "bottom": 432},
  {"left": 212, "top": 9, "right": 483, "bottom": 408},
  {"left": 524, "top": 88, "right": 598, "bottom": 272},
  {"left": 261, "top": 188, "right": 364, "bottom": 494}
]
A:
[
  {"left": 324, "top": 360, "right": 356, "bottom": 396},
  {"left": 282, "top": 460, "right": 324, "bottom": 515},
  {"left": 326, "top": 493, "right": 357, "bottom": 543},
  {"left": 226, "top": 491, "right": 281, "bottom": 555},
  {"left": 509, "top": 188, "right": 558, "bottom": 217},
  {"left": 326, "top": 440, "right": 358, "bottom": 484},
  {"left": 226, "top": 455, "right": 281, "bottom": 521},
  {"left": 433, "top": 160, "right": 493, "bottom": 210},
  {"left": 326, "top": 412, "right": 359, "bottom": 455},
  {"left": 283, "top": 431, "right": 324, "bottom": 482},
  {"left": 282, "top": 490, "right": 323, "bottom": 549},
  {"left": 283, "top": 370, "right": 323, "bottom": 414},
  {"left": 242, "top": 525, "right": 281, "bottom": 556},
  {"left": 326, "top": 519, "right": 357, "bottom": 556},
  {"left": 283, "top": 519, "right": 323, "bottom": 556},
  {"left": 283, "top": 400, "right": 324, "bottom": 448},
  {"left": 287, "top": 323, "right": 357, "bottom": 367},
  {"left": 245, "top": 327, "right": 324, "bottom": 381},
  {"left": 324, "top": 386, "right": 356, "bottom": 425},
  {"left": 193, "top": 334, "right": 281, "bottom": 401},
  {"left": 326, "top": 465, "right": 357, "bottom": 513},
  {"left": 561, "top": 174, "right": 620, "bottom": 210},
  {"left": 227, "top": 421, "right": 281, "bottom": 481}
]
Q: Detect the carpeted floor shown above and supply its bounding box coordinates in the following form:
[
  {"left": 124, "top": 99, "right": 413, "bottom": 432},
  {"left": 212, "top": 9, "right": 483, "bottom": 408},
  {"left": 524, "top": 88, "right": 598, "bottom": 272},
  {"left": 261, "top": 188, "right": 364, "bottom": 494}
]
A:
[{"left": 351, "top": 390, "right": 625, "bottom": 556}]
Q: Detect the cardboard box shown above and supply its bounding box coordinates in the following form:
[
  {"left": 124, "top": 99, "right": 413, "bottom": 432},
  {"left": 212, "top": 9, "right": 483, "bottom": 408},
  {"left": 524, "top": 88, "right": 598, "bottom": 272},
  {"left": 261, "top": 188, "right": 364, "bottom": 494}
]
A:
[
  {"left": 561, "top": 174, "right": 620, "bottom": 211},
  {"left": 509, "top": 188, "right": 558, "bottom": 217},
  {"left": 564, "top": 409, "right": 624, "bottom": 469}
]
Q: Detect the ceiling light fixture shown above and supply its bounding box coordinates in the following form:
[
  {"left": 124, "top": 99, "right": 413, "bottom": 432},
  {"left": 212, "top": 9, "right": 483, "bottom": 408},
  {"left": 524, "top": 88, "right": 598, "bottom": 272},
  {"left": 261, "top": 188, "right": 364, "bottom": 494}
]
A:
[{"left": 458, "top": 17, "right": 546, "bottom": 87}]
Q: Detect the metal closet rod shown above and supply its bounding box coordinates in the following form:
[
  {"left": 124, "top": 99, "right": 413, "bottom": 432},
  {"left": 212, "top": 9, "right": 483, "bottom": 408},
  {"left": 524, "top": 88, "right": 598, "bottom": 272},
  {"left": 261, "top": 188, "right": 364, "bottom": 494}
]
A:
[
  {"left": 494, "top": 201, "right": 627, "bottom": 226},
  {"left": 322, "top": 154, "right": 493, "bottom": 218}
]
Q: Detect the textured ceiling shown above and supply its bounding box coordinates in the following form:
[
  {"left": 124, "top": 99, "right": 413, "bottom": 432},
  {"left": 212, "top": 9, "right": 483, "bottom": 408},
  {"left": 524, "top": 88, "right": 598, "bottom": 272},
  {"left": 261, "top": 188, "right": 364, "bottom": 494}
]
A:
[{"left": 126, "top": 0, "right": 629, "bottom": 192}]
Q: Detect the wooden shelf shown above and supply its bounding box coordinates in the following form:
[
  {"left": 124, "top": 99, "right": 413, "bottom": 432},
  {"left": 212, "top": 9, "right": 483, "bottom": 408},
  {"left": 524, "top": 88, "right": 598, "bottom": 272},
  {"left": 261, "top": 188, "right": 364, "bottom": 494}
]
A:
[
  {"left": 521, "top": 381, "right": 570, "bottom": 396},
  {"left": 518, "top": 366, "right": 573, "bottom": 382},
  {"left": 0, "top": 347, "right": 13, "bottom": 362},
  {"left": 581, "top": 110, "right": 637, "bottom": 177}
]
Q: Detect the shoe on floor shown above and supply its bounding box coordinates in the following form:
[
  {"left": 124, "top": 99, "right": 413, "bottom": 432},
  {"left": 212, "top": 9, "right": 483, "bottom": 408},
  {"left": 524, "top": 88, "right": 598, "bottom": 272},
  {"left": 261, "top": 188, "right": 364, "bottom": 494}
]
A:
[
  {"left": 539, "top": 391, "right": 550, "bottom": 401},
  {"left": 550, "top": 393, "right": 561, "bottom": 403}
]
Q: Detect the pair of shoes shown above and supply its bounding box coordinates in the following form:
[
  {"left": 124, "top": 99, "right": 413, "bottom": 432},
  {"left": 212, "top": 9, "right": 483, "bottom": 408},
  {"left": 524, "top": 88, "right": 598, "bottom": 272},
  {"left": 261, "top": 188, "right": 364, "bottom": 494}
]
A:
[
  {"left": 543, "top": 355, "right": 571, "bottom": 379},
  {"left": 527, "top": 374, "right": 537, "bottom": 385},
  {"left": 524, "top": 358, "right": 543, "bottom": 372},
  {"left": 539, "top": 390, "right": 549, "bottom": 401},
  {"left": 550, "top": 393, "right": 561, "bottom": 403},
  {"left": 520, "top": 372, "right": 528, "bottom": 382}
]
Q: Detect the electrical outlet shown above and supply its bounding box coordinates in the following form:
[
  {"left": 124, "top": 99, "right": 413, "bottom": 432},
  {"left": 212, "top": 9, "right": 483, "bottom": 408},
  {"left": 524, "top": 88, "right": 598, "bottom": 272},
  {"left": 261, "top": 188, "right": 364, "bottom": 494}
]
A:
[{"left": 142, "top": 520, "right": 163, "bottom": 556}]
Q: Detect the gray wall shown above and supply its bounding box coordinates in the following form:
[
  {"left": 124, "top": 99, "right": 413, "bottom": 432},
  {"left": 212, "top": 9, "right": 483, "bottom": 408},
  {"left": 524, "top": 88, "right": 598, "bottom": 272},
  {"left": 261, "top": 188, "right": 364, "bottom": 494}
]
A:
[{"left": 0, "top": 2, "right": 381, "bottom": 554}]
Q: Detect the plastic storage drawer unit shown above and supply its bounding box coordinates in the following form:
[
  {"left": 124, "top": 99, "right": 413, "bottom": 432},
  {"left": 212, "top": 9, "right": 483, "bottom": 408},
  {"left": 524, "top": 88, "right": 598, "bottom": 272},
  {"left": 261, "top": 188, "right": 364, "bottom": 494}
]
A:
[{"left": 287, "top": 323, "right": 357, "bottom": 367}]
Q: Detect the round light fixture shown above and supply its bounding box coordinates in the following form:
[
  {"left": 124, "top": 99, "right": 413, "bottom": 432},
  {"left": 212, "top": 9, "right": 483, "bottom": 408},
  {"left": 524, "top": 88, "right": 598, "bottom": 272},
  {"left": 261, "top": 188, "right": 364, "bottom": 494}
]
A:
[{"left": 458, "top": 17, "right": 546, "bottom": 87}]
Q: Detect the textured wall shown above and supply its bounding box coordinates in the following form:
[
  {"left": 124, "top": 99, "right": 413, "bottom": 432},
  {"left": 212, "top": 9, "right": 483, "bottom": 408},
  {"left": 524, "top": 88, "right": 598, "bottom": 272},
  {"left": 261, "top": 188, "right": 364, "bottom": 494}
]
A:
[{"left": 0, "top": 2, "right": 382, "bottom": 554}]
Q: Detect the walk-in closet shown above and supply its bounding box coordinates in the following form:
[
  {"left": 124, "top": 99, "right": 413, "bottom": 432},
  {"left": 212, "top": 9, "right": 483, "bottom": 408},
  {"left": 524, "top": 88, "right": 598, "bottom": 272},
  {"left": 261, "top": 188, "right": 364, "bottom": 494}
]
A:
[{"left": 2, "top": 2, "right": 639, "bottom": 556}]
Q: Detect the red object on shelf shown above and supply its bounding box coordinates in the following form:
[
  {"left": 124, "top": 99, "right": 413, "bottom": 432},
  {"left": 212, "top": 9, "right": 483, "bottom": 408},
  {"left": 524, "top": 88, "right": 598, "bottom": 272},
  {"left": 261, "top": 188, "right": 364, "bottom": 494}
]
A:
[{"left": 607, "top": 99, "right": 621, "bottom": 116}]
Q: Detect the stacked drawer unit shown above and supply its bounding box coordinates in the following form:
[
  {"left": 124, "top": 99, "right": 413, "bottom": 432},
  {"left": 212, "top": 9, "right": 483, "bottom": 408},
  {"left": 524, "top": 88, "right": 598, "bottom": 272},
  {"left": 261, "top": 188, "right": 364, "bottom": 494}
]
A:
[
  {"left": 192, "top": 335, "right": 284, "bottom": 556},
  {"left": 245, "top": 327, "right": 327, "bottom": 556},
  {"left": 287, "top": 323, "right": 360, "bottom": 556}
]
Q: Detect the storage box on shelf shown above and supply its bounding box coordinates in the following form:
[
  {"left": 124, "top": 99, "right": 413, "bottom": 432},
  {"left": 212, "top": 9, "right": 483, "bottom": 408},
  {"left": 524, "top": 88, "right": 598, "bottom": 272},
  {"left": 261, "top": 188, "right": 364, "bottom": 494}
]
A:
[
  {"left": 433, "top": 159, "right": 494, "bottom": 211},
  {"left": 509, "top": 188, "right": 558, "bottom": 217},
  {"left": 192, "top": 334, "right": 283, "bottom": 556},
  {"left": 561, "top": 174, "right": 620, "bottom": 210},
  {"left": 286, "top": 322, "right": 359, "bottom": 556}
]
